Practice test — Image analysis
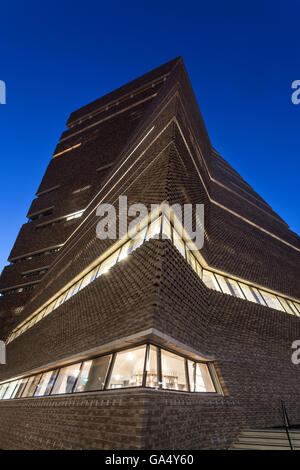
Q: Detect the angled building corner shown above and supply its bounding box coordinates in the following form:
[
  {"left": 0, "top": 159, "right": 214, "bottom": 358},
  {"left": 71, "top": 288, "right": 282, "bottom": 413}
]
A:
[{"left": 0, "top": 58, "right": 299, "bottom": 450}]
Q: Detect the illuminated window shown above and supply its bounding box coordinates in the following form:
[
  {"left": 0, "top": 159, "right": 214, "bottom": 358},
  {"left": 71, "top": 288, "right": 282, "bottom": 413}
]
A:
[
  {"left": 145, "top": 345, "right": 159, "bottom": 388},
  {"left": 14, "top": 378, "right": 28, "bottom": 398},
  {"left": 2, "top": 380, "right": 18, "bottom": 399},
  {"left": 51, "top": 364, "right": 82, "bottom": 395},
  {"left": 0, "top": 343, "right": 220, "bottom": 399},
  {"left": 214, "top": 274, "right": 232, "bottom": 295},
  {"left": 118, "top": 239, "right": 134, "bottom": 261},
  {"left": 202, "top": 270, "right": 221, "bottom": 292},
  {"left": 260, "top": 291, "right": 285, "bottom": 311},
  {"left": 145, "top": 217, "right": 162, "bottom": 241},
  {"left": 107, "top": 345, "right": 146, "bottom": 389},
  {"left": 161, "top": 349, "right": 188, "bottom": 391},
  {"left": 251, "top": 287, "right": 267, "bottom": 306},
  {"left": 195, "top": 363, "right": 215, "bottom": 392},
  {"left": 22, "top": 374, "right": 42, "bottom": 398},
  {"left": 226, "top": 279, "right": 244, "bottom": 298},
  {"left": 74, "top": 355, "right": 112, "bottom": 392},
  {"left": 98, "top": 250, "right": 120, "bottom": 275},
  {"left": 239, "top": 283, "right": 257, "bottom": 302},
  {"left": 161, "top": 216, "right": 172, "bottom": 240},
  {"left": 34, "top": 370, "right": 58, "bottom": 396}
]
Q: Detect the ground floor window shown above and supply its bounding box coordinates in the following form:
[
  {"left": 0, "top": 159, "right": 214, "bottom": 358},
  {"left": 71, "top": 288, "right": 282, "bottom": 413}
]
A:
[{"left": 0, "top": 343, "right": 221, "bottom": 400}]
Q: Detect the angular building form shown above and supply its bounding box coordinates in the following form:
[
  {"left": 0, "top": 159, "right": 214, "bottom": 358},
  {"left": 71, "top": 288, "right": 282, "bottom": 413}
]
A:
[{"left": 0, "top": 57, "right": 299, "bottom": 450}]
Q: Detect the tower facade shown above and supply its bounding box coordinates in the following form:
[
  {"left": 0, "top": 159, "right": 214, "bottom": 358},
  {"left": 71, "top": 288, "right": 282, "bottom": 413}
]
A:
[{"left": 0, "top": 58, "right": 299, "bottom": 450}]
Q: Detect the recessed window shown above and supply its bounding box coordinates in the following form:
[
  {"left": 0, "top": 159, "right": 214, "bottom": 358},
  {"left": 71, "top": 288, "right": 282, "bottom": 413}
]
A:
[
  {"left": 107, "top": 345, "right": 146, "bottom": 389},
  {"left": 202, "top": 270, "right": 221, "bottom": 292},
  {"left": 0, "top": 343, "right": 219, "bottom": 400},
  {"left": 145, "top": 345, "right": 159, "bottom": 388},
  {"left": 34, "top": 370, "right": 58, "bottom": 396},
  {"left": 195, "top": 363, "right": 215, "bottom": 392},
  {"left": 74, "top": 355, "right": 112, "bottom": 393},
  {"left": 14, "top": 378, "right": 28, "bottom": 398},
  {"left": 161, "top": 348, "right": 188, "bottom": 391},
  {"left": 22, "top": 374, "right": 42, "bottom": 398},
  {"left": 51, "top": 364, "right": 82, "bottom": 395}
]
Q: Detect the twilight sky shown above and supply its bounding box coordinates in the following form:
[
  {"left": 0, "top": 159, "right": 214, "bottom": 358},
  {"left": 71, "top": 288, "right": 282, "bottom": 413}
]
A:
[{"left": 0, "top": 0, "right": 299, "bottom": 271}]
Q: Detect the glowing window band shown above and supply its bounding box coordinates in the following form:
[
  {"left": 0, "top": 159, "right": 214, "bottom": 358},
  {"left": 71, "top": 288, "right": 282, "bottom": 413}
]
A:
[{"left": 6, "top": 210, "right": 300, "bottom": 344}]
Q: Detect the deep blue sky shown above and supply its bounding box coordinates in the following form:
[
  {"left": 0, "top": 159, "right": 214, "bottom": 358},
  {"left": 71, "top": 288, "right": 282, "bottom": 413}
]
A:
[{"left": 0, "top": 0, "right": 299, "bottom": 271}]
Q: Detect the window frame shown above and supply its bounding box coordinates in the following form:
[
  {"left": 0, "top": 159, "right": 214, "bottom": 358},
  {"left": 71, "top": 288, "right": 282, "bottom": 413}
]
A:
[{"left": 0, "top": 342, "right": 220, "bottom": 400}]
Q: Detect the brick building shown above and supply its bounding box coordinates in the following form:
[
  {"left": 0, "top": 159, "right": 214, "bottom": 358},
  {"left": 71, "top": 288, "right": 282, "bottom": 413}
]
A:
[{"left": 0, "top": 57, "right": 299, "bottom": 450}]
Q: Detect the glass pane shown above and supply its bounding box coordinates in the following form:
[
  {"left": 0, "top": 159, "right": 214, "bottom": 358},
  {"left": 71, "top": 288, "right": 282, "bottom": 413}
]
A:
[
  {"left": 43, "top": 302, "right": 55, "bottom": 317},
  {"left": 287, "top": 300, "right": 299, "bottom": 316},
  {"left": 80, "top": 268, "right": 97, "bottom": 289},
  {"left": 214, "top": 274, "right": 232, "bottom": 295},
  {"left": 278, "top": 297, "right": 295, "bottom": 315},
  {"left": 145, "top": 217, "right": 162, "bottom": 241},
  {"left": 51, "top": 363, "right": 82, "bottom": 395},
  {"left": 187, "top": 360, "right": 195, "bottom": 392},
  {"left": 161, "top": 349, "right": 188, "bottom": 391},
  {"left": 226, "top": 279, "right": 244, "bottom": 298},
  {"left": 145, "top": 345, "right": 158, "bottom": 388},
  {"left": 34, "top": 309, "right": 46, "bottom": 324},
  {"left": 294, "top": 303, "right": 300, "bottom": 315},
  {"left": 131, "top": 227, "right": 147, "bottom": 251},
  {"left": 98, "top": 250, "right": 120, "bottom": 275},
  {"left": 202, "top": 270, "right": 221, "bottom": 291},
  {"left": 118, "top": 239, "right": 133, "bottom": 261},
  {"left": 260, "top": 291, "right": 285, "bottom": 311},
  {"left": 10, "top": 380, "right": 22, "bottom": 399},
  {"left": 75, "top": 355, "right": 112, "bottom": 392},
  {"left": 14, "top": 378, "right": 28, "bottom": 398},
  {"left": 21, "top": 374, "right": 42, "bottom": 397},
  {"left": 34, "top": 370, "right": 58, "bottom": 396},
  {"left": 161, "top": 216, "right": 172, "bottom": 240},
  {"left": 239, "top": 283, "right": 257, "bottom": 302},
  {"left": 251, "top": 287, "right": 267, "bottom": 306},
  {"left": 0, "top": 383, "right": 9, "bottom": 399},
  {"left": 3, "top": 380, "right": 18, "bottom": 399},
  {"left": 108, "top": 346, "right": 146, "bottom": 389},
  {"left": 52, "top": 293, "right": 65, "bottom": 310},
  {"left": 195, "top": 364, "right": 215, "bottom": 392},
  {"left": 65, "top": 280, "right": 82, "bottom": 300}
]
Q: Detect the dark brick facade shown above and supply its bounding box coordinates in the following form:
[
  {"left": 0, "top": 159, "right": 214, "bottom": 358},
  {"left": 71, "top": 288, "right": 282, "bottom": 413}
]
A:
[{"left": 0, "top": 57, "right": 299, "bottom": 449}]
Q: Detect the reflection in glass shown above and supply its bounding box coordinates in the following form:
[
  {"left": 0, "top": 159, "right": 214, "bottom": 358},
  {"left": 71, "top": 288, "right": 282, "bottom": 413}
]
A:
[
  {"left": 22, "top": 374, "right": 42, "bottom": 397},
  {"left": 108, "top": 346, "right": 146, "bottom": 389},
  {"left": 14, "top": 378, "right": 28, "bottom": 398},
  {"left": 51, "top": 364, "right": 81, "bottom": 395},
  {"left": 75, "top": 355, "right": 112, "bottom": 392},
  {"left": 195, "top": 363, "right": 215, "bottom": 392},
  {"left": 145, "top": 345, "right": 158, "bottom": 388},
  {"left": 161, "top": 349, "right": 188, "bottom": 391},
  {"left": 34, "top": 370, "right": 58, "bottom": 396}
]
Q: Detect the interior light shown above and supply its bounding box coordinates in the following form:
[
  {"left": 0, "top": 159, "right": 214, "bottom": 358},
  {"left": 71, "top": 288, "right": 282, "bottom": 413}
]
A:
[{"left": 127, "top": 352, "right": 134, "bottom": 361}]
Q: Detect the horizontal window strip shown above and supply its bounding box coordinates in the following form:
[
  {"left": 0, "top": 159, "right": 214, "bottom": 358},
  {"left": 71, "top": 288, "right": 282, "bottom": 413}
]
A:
[
  {"left": 0, "top": 342, "right": 219, "bottom": 400},
  {"left": 6, "top": 211, "right": 300, "bottom": 344}
]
